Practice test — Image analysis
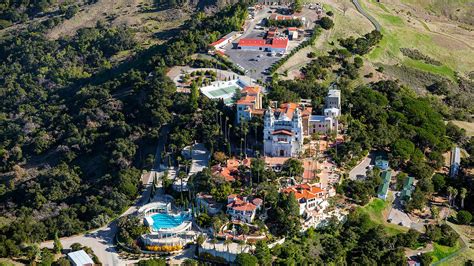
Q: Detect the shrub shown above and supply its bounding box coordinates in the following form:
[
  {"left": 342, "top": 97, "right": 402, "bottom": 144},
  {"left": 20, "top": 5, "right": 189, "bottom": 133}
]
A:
[
  {"left": 327, "top": 11, "right": 334, "bottom": 16},
  {"left": 457, "top": 210, "right": 473, "bottom": 225},
  {"left": 319, "top": 17, "right": 334, "bottom": 30},
  {"left": 354, "top": 57, "right": 364, "bottom": 68},
  {"left": 400, "top": 48, "right": 441, "bottom": 66}
]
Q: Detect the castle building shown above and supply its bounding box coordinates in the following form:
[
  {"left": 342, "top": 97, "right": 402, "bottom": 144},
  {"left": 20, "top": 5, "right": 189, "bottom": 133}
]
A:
[
  {"left": 262, "top": 90, "right": 341, "bottom": 157},
  {"left": 263, "top": 103, "right": 304, "bottom": 157}
]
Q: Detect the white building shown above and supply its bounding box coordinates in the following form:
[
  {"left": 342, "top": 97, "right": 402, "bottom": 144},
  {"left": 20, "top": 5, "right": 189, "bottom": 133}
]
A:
[
  {"left": 308, "top": 90, "right": 341, "bottom": 135},
  {"left": 282, "top": 184, "right": 328, "bottom": 216},
  {"left": 226, "top": 194, "right": 262, "bottom": 223},
  {"left": 450, "top": 146, "right": 461, "bottom": 178},
  {"left": 325, "top": 89, "right": 341, "bottom": 109},
  {"left": 263, "top": 103, "right": 304, "bottom": 157},
  {"left": 67, "top": 250, "right": 94, "bottom": 266}
]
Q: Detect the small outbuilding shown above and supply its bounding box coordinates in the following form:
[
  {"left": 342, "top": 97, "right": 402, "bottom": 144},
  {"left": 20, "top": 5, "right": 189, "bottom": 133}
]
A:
[{"left": 67, "top": 250, "right": 94, "bottom": 266}]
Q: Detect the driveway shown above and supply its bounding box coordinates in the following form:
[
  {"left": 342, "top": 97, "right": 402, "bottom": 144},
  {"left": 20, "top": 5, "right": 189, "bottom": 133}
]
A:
[
  {"left": 349, "top": 155, "right": 372, "bottom": 180},
  {"left": 352, "top": 0, "right": 381, "bottom": 31}
]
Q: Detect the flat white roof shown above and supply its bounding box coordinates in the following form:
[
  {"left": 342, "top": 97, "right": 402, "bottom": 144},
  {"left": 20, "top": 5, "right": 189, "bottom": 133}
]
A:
[
  {"left": 452, "top": 147, "right": 461, "bottom": 164},
  {"left": 67, "top": 250, "right": 94, "bottom": 266},
  {"left": 309, "top": 115, "right": 326, "bottom": 122},
  {"left": 327, "top": 89, "right": 341, "bottom": 97}
]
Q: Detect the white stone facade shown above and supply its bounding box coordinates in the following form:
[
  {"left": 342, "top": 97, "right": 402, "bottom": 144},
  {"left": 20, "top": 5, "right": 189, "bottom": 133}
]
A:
[
  {"left": 263, "top": 105, "right": 304, "bottom": 157},
  {"left": 308, "top": 90, "right": 341, "bottom": 135}
]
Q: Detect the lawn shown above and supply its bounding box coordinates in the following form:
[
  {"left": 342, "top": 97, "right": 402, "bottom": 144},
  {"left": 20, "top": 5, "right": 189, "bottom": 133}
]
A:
[
  {"left": 437, "top": 248, "right": 474, "bottom": 266},
  {"left": 361, "top": 0, "right": 474, "bottom": 80},
  {"left": 357, "top": 197, "right": 408, "bottom": 236},
  {"left": 450, "top": 121, "right": 474, "bottom": 137},
  {"left": 428, "top": 241, "right": 462, "bottom": 263}
]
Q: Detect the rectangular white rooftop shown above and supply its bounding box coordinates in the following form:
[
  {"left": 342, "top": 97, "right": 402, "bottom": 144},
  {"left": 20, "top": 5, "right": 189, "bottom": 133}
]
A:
[
  {"left": 327, "top": 89, "right": 341, "bottom": 97},
  {"left": 67, "top": 250, "right": 94, "bottom": 266}
]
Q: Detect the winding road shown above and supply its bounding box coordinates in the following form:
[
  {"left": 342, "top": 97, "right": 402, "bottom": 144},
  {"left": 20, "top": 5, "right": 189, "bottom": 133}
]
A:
[
  {"left": 41, "top": 125, "right": 171, "bottom": 265},
  {"left": 352, "top": 0, "right": 381, "bottom": 32}
]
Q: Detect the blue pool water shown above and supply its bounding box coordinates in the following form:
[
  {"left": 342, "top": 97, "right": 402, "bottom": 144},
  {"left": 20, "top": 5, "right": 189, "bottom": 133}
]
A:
[{"left": 150, "top": 213, "right": 187, "bottom": 230}]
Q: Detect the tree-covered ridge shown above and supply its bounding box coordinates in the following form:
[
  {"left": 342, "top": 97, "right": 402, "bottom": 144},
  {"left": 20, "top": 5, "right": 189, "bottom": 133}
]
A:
[
  {"left": 0, "top": 0, "right": 93, "bottom": 29},
  {"left": 0, "top": 2, "right": 249, "bottom": 257}
]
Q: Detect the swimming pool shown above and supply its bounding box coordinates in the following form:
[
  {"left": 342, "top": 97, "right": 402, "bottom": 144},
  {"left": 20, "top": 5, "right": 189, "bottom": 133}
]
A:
[{"left": 150, "top": 213, "right": 188, "bottom": 230}]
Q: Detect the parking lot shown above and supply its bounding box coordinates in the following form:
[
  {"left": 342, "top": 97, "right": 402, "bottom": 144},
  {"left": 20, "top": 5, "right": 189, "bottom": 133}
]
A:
[
  {"left": 224, "top": 45, "right": 281, "bottom": 81},
  {"left": 220, "top": 5, "right": 323, "bottom": 81}
]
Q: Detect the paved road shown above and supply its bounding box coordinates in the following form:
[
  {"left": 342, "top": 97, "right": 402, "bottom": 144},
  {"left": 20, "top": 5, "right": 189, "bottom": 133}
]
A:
[
  {"left": 349, "top": 155, "right": 372, "bottom": 180},
  {"left": 41, "top": 126, "right": 171, "bottom": 265},
  {"left": 352, "top": 0, "right": 381, "bottom": 31}
]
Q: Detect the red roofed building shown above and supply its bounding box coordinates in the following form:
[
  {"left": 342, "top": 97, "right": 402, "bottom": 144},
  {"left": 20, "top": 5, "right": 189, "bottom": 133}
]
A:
[
  {"left": 209, "top": 31, "right": 239, "bottom": 50},
  {"left": 236, "top": 86, "right": 264, "bottom": 124},
  {"left": 287, "top": 27, "right": 299, "bottom": 40},
  {"left": 282, "top": 183, "right": 328, "bottom": 215},
  {"left": 212, "top": 158, "right": 252, "bottom": 182},
  {"left": 227, "top": 195, "right": 262, "bottom": 222},
  {"left": 237, "top": 37, "right": 289, "bottom": 53}
]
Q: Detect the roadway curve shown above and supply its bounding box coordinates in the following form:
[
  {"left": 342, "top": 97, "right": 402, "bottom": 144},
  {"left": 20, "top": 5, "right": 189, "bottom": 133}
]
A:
[
  {"left": 352, "top": 0, "right": 381, "bottom": 32},
  {"left": 41, "top": 125, "right": 171, "bottom": 265}
]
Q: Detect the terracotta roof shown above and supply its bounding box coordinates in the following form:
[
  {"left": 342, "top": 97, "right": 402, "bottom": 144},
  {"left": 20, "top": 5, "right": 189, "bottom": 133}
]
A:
[
  {"left": 242, "top": 158, "right": 251, "bottom": 168},
  {"left": 226, "top": 159, "right": 239, "bottom": 170},
  {"left": 287, "top": 27, "right": 298, "bottom": 31},
  {"left": 269, "top": 14, "right": 294, "bottom": 21},
  {"left": 283, "top": 184, "right": 325, "bottom": 200},
  {"left": 241, "top": 86, "right": 261, "bottom": 95},
  {"left": 238, "top": 38, "right": 266, "bottom": 47},
  {"left": 252, "top": 198, "right": 263, "bottom": 206},
  {"left": 210, "top": 38, "right": 226, "bottom": 46},
  {"left": 227, "top": 197, "right": 261, "bottom": 212},
  {"left": 236, "top": 95, "right": 257, "bottom": 105},
  {"left": 251, "top": 109, "right": 265, "bottom": 115},
  {"left": 271, "top": 129, "right": 294, "bottom": 136},
  {"left": 238, "top": 38, "right": 288, "bottom": 49},
  {"left": 277, "top": 102, "right": 297, "bottom": 119},
  {"left": 264, "top": 157, "right": 289, "bottom": 166}
]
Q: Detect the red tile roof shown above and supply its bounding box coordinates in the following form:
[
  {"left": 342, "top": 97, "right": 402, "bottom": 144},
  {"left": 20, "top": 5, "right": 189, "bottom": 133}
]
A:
[
  {"left": 241, "top": 86, "right": 261, "bottom": 95},
  {"left": 236, "top": 95, "right": 257, "bottom": 105},
  {"left": 210, "top": 38, "right": 226, "bottom": 46},
  {"left": 238, "top": 38, "right": 288, "bottom": 49},
  {"left": 271, "top": 129, "right": 294, "bottom": 136},
  {"left": 264, "top": 157, "right": 289, "bottom": 166},
  {"left": 227, "top": 196, "right": 261, "bottom": 212},
  {"left": 283, "top": 184, "right": 325, "bottom": 200}
]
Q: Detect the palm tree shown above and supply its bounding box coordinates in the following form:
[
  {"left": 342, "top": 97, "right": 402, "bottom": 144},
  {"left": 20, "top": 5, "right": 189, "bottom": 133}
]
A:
[
  {"left": 225, "top": 116, "right": 229, "bottom": 142},
  {"left": 447, "top": 186, "right": 454, "bottom": 206},
  {"left": 452, "top": 188, "right": 458, "bottom": 208},
  {"left": 460, "top": 187, "right": 467, "bottom": 209},
  {"left": 224, "top": 239, "right": 232, "bottom": 261}
]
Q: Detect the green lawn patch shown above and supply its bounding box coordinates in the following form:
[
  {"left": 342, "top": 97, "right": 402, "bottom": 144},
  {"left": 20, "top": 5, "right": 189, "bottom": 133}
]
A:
[
  {"left": 357, "top": 198, "right": 408, "bottom": 236},
  {"left": 404, "top": 58, "right": 456, "bottom": 81},
  {"left": 378, "top": 13, "right": 404, "bottom": 26},
  {"left": 428, "top": 241, "right": 462, "bottom": 263}
]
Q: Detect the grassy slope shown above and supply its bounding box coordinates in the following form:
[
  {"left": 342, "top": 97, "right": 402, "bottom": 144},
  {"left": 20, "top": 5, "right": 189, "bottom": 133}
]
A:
[
  {"left": 357, "top": 197, "right": 408, "bottom": 236},
  {"left": 428, "top": 241, "right": 462, "bottom": 263},
  {"left": 362, "top": 0, "right": 474, "bottom": 81}
]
